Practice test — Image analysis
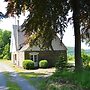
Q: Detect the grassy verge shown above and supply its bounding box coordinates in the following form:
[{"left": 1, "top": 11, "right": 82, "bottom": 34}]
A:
[
  {"left": 19, "top": 72, "right": 46, "bottom": 89},
  {"left": 4, "top": 72, "right": 21, "bottom": 90},
  {"left": 2, "top": 60, "right": 24, "bottom": 72},
  {"left": 42, "top": 70, "right": 90, "bottom": 90}
]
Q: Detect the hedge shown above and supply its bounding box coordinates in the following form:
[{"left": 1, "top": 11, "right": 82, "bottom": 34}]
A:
[
  {"left": 23, "top": 60, "right": 34, "bottom": 69},
  {"left": 39, "top": 60, "right": 48, "bottom": 68}
]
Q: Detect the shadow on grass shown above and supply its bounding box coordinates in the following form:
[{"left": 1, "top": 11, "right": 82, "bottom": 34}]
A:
[{"left": 18, "top": 72, "right": 48, "bottom": 90}]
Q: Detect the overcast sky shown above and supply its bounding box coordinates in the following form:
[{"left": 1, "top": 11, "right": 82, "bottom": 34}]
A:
[{"left": 0, "top": 0, "right": 90, "bottom": 49}]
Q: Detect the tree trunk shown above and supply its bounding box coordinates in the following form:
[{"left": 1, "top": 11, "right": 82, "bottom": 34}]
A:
[{"left": 72, "top": 0, "right": 83, "bottom": 71}]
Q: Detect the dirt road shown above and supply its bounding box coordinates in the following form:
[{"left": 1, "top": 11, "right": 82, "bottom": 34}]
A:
[{"left": 0, "top": 62, "right": 36, "bottom": 90}]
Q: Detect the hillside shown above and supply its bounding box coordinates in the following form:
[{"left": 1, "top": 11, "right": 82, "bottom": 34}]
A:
[
  {"left": 67, "top": 47, "right": 74, "bottom": 55},
  {"left": 67, "top": 47, "right": 90, "bottom": 55}
]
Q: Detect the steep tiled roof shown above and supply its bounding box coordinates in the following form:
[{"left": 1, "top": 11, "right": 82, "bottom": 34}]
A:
[{"left": 11, "top": 25, "right": 67, "bottom": 52}]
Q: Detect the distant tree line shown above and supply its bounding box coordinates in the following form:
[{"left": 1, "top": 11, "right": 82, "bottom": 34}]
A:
[{"left": 0, "top": 29, "right": 11, "bottom": 60}]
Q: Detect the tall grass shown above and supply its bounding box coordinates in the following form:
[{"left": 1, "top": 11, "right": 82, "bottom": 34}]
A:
[{"left": 50, "top": 70, "right": 90, "bottom": 90}]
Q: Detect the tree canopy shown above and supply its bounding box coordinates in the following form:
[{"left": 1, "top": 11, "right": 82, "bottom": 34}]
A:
[
  {"left": 4, "top": 0, "right": 90, "bottom": 46},
  {"left": 5, "top": 0, "right": 69, "bottom": 48},
  {"left": 4, "top": 0, "right": 90, "bottom": 71}
]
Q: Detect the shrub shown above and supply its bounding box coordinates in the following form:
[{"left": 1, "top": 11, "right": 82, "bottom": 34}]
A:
[
  {"left": 23, "top": 60, "right": 34, "bottom": 69},
  {"left": 3, "top": 55, "right": 8, "bottom": 59},
  {"left": 55, "top": 54, "right": 67, "bottom": 71},
  {"left": 81, "top": 50, "right": 90, "bottom": 67},
  {"left": 67, "top": 55, "right": 74, "bottom": 61},
  {"left": 39, "top": 60, "right": 48, "bottom": 68}
]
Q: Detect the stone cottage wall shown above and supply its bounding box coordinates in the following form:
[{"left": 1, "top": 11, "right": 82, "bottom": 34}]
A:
[
  {"left": 25, "top": 50, "right": 67, "bottom": 67},
  {"left": 38, "top": 50, "right": 67, "bottom": 67}
]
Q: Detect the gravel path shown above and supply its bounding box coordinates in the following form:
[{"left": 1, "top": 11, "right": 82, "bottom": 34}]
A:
[
  {"left": 10, "top": 72, "right": 36, "bottom": 90},
  {"left": 0, "top": 62, "right": 36, "bottom": 90},
  {"left": 0, "top": 73, "right": 8, "bottom": 90}
]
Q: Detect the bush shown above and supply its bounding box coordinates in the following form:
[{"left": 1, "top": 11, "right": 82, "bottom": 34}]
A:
[
  {"left": 23, "top": 60, "right": 34, "bottom": 69},
  {"left": 81, "top": 50, "right": 90, "bottom": 67},
  {"left": 39, "top": 60, "right": 48, "bottom": 68},
  {"left": 3, "top": 55, "right": 8, "bottom": 59},
  {"left": 55, "top": 55, "right": 67, "bottom": 71},
  {"left": 67, "top": 55, "right": 74, "bottom": 61}
]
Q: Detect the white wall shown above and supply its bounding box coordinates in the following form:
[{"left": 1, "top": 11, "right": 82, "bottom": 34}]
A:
[
  {"left": 10, "top": 25, "right": 17, "bottom": 52},
  {"left": 17, "top": 51, "right": 25, "bottom": 67}
]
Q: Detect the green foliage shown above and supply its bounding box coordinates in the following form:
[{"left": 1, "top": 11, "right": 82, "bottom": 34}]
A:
[
  {"left": 67, "top": 55, "right": 74, "bottom": 61},
  {"left": 39, "top": 60, "right": 48, "bottom": 68},
  {"left": 5, "top": 0, "right": 69, "bottom": 49},
  {"left": 23, "top": 60, "right": 34, "bottom": 69},
  {"left": 3, "top": 43, "right": 11, "bottom": 60},
  {"left": 55, "top": 55, "right": 67, "bottom": 70},
  {"left": 51, "top": 70, "right": 90, "bottom": 90},
  {"left": 81, "top": 50, "right": 90, "bottom": 67},
  {"left": 2, "top": 30, "right": 11, "bottom": 45},
  {"left": 0, "top": 29, "right": 11, "bottom": 59},
  {"left": 37, "top": 70, "right": 90, "bottom": 90},
  {"left": 5, "top": 0, "right": 90, "bottom": 47}
]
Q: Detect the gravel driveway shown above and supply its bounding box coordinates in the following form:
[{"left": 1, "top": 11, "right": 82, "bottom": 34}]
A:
[{"left": 0, "top": 62, "right": 36, "bottom": 90}]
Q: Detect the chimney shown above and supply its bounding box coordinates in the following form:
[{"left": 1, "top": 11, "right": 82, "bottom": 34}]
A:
[{"left": 17, "top": 16, "right": 19, "bottom": 50}]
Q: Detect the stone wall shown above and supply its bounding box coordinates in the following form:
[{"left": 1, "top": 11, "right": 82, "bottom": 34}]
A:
[
  {"left": 25, "top": 50, "right": 67, "bottom": 67},
  {"left": 39, "top": 51, "right": 67, "bottom": 67}
]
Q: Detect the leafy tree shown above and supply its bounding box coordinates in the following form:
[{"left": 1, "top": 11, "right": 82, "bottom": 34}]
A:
[
  {"left": 81, "top": 50, "right": 90, "bottom": 68},
  {"left": 2, "top": 30, "right": 11, "bottom": 45},
  {"left": 0, "top": 29, "right": 11, "bottom": 59},
  {"left": 5, "top": 0, "right": 90, "bottom": 71},
  {"left": 0, "top": 30, "right": 4, "bottom": 55},
  {"left": 3, "top": 43, "right": 11, "bottom": 60}
]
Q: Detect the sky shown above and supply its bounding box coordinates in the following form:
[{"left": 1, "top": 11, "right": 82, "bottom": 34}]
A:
[{"left": 0, "top": 0, "right": 90, "bottom": 49}]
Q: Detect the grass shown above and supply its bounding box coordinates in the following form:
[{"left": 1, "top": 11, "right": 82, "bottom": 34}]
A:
[
  {"left": 19, "top": 72, "right": 46, "bottom": 78},
  {"left": 19, "top": 72, "right": 47, "bottom": 89},
  {"left": 3, "top": 60, "right": 90, "bottom": 90},
  {"left": 46, "top": 70, "right": 90, "bottom": 90},
  {"left": 4, "top": 72, "right": 21, "bottom": 90},
  {"left": 1, "top": 60, "right": 24, "bottom": 72}
]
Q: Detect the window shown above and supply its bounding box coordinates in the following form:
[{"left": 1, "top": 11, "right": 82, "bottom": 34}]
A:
[
  {"left": 29, "top": 52, "right": 38, "bottom": 62},
  {"left": 30, "top": 55, "right": 33, "bottom": 60},
  {"left": 34, "top": 55, "right": 38, "bottom": 62},
  {"left": 29, "top": 52, "right": 39, "bottom": 67}
]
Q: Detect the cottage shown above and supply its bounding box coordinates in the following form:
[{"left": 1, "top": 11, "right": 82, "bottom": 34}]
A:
[{"left": 10, "top": 25, "right": 67, "bottom": 68}]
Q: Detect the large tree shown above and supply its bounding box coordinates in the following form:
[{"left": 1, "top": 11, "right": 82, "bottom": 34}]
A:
[{"left": 5, "top": 0, "right": 90, "bottom": 71}]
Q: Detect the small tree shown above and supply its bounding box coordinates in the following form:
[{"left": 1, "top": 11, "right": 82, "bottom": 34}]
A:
[
  {"left": 81, "top": 50, "right": 90, "bottom": 68},
  {"left": 55, "top": 54, "right": 67, "bottom": 71}
]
